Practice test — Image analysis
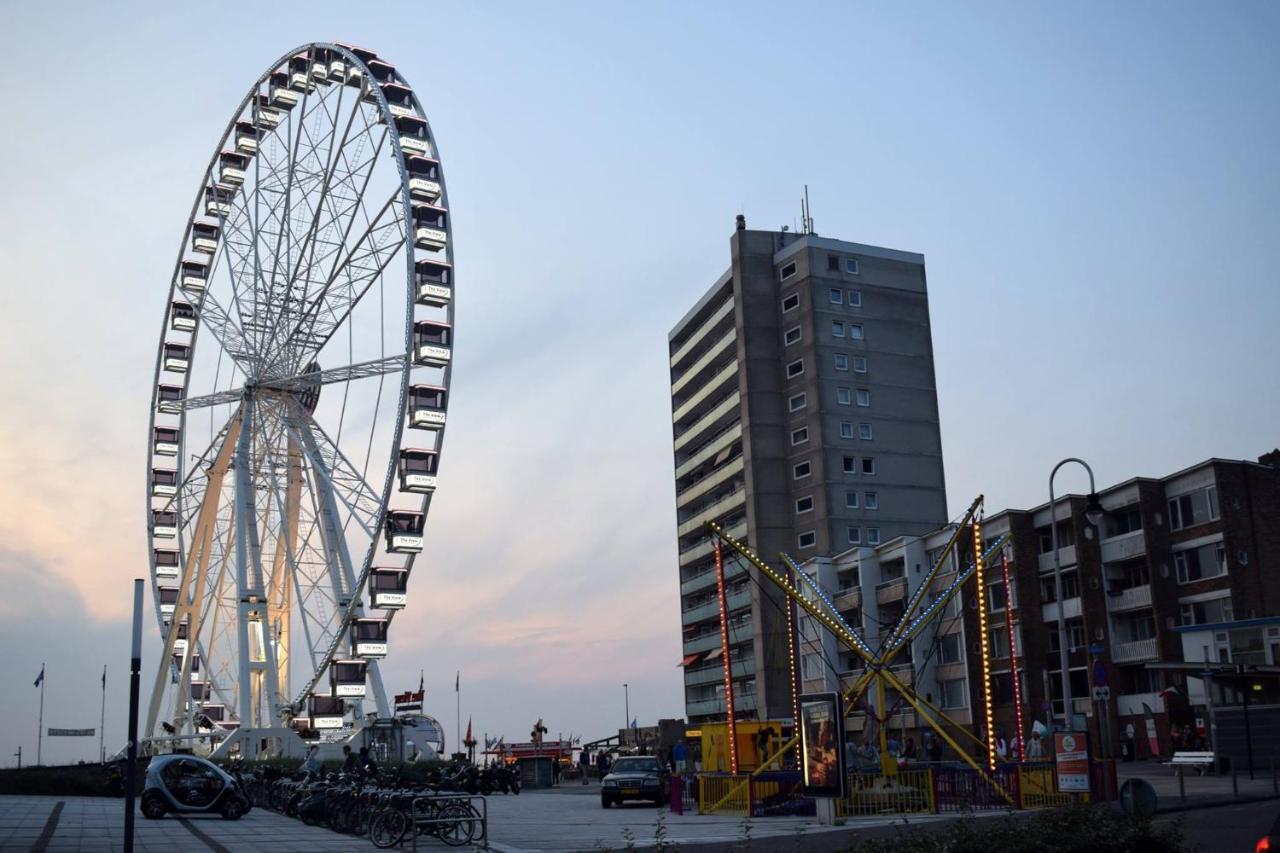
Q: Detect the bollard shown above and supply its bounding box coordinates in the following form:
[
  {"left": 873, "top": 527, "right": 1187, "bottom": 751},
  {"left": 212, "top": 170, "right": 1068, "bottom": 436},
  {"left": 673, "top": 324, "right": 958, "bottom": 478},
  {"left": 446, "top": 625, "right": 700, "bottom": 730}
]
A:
[
  {"left": 1232, "top": 763, "right": 1239, "bottom": 798},
  {"left": 1178, "top": 769, "right": 1185, "bottom": 804}
]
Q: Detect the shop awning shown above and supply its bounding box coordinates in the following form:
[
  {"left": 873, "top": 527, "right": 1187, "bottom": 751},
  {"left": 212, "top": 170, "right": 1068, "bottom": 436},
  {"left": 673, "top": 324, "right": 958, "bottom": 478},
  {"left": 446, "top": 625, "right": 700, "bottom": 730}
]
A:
[
  {"left": 704, "top": 647, "right": 723, "bottom": 660},
  {"left": 679, "top": 653, "right": 703, "bottom": 668}
]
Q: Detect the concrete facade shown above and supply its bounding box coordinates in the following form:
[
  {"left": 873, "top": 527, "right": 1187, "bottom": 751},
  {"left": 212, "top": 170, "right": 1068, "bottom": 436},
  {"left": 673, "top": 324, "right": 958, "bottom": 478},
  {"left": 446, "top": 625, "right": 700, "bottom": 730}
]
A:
[{"left": 670, "top": 220, "right": 949, "bottom": 724}]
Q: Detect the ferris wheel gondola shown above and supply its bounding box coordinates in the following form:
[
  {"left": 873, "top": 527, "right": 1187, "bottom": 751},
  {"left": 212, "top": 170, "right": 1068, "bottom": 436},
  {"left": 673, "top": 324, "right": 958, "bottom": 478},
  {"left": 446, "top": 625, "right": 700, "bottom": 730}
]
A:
[{"left": 143, "top": 42, "right": 454, "bottom": 758}]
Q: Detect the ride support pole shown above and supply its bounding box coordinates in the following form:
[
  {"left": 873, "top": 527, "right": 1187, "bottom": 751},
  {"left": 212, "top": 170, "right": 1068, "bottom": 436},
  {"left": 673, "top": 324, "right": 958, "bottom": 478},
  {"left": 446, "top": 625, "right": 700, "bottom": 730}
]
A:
[{"left": 125, "top": 579, "right": 143, "bottom": 853}]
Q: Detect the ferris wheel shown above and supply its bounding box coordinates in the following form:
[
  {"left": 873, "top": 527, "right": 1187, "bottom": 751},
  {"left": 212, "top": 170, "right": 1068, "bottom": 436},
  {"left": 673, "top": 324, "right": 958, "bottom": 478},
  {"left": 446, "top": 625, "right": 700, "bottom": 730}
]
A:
[{"left": 144, "top": 42, "right": 453, "bottom": 756}]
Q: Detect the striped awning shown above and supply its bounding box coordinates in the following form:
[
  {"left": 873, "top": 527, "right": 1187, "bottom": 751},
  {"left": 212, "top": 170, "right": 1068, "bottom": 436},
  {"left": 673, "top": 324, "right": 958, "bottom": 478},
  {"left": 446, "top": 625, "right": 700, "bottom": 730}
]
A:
[{"left": 679, "top": 653, "right": 703, "bottom": 668}]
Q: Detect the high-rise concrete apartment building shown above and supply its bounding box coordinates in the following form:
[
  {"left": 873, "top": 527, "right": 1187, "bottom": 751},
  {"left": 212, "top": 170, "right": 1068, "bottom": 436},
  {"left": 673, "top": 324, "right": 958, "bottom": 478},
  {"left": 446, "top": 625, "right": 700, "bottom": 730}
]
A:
[{"left": 670, "top": 218, "right": 949, "bottom": 723}]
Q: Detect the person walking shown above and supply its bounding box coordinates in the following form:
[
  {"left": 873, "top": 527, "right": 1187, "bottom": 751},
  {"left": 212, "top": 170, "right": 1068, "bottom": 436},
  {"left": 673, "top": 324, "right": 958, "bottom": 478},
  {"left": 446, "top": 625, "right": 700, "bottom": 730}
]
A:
[
  {"left": 341, "top": 744, "right": 360, "bottom": 775},
  {"left": 551, "top": 756, "right": 562, "bottom": 787},
  {"left": 302, "top": 744, "right": 321, "bottom": 778},
  {"left": 926, "top": 735, "right": 942, "bottom": 763},
  {"left": 360, "top": 746, "right": 378, "bottom": 778}
]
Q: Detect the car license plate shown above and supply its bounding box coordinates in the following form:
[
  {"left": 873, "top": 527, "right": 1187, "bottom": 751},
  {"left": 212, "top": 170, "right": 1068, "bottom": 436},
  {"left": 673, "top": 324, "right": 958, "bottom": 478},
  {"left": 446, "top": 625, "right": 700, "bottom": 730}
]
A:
[{"left": 623, "top": 787, "right": 639, "bottom": 795}]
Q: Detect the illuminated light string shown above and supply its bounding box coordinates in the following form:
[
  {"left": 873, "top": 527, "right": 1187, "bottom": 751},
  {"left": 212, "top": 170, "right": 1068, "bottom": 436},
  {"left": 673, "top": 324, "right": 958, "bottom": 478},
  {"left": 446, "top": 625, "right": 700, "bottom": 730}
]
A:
[
  {"left": 780, "top": 554, "right": 874, "bottom": 657},
  {"left": 713, "top": 540, "right": 738, "bottom": 773},
  {"left": 883, "top": 534, "right": 1010, "bottom": 657},
  {"left": 973, "top": 514, "right": 998, "bottom": 772},
  {"left": 1001, "top": 547, "right": 1026, "bottom": 762}
]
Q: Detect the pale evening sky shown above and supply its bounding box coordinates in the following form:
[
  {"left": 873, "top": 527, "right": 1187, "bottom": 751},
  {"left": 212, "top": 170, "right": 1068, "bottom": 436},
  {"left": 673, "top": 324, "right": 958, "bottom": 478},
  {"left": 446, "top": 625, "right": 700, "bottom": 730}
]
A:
[{"left": 0, "top": 1, "right": 1277, "bottom": 765}]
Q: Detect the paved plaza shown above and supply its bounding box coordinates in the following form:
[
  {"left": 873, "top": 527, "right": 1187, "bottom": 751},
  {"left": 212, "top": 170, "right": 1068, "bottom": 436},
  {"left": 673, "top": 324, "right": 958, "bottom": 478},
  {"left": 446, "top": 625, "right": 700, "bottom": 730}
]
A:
[{"left": 0, "top": 785, "right": 978, "bottom": 853}]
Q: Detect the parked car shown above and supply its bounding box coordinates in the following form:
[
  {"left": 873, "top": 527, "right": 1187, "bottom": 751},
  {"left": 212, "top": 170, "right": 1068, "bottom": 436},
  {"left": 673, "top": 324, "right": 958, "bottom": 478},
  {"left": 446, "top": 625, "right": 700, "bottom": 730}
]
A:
[
  {"left": 601, "top": 756, "right": 668, "bottom": 808},
  {"left": 140, "top": 755, "right": 250, "bottom": 820}
]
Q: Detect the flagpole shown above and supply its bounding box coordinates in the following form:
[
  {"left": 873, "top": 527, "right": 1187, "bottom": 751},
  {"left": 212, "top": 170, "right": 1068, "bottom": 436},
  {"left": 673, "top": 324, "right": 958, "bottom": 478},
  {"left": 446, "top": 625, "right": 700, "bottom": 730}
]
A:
[
  {"left": 455, "top": 670, "right": 460, "bottom": 759},
  {"left": 37, "top": 662, "right": 45, "bottom": 766},
  {"left": 100, "top": 665, "right": 107, "bottom": 764}
]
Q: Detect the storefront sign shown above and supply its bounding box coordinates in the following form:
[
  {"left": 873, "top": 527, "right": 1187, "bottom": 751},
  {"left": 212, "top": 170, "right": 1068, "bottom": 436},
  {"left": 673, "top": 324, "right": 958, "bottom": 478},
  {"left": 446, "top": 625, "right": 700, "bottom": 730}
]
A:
[
  {"left": 47, "top": 728, "right": 95, "bottom": 737},
  {"left": 1054, "top": 732, "right": 1090, "bottom": 792},
  {"left": 798, "top": 692, "right": 846, "bottom": 798}
]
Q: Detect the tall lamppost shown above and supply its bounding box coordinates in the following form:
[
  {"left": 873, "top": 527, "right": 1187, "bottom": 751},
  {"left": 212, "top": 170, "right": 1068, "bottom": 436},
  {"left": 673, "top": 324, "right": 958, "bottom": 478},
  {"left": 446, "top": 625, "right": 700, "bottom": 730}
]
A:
[
  {"left": 1049, "top": 458, "right": 1103, "bottom": 730},
  {"left": 624, "top": 683, "right": 630, "bottom": 734}
]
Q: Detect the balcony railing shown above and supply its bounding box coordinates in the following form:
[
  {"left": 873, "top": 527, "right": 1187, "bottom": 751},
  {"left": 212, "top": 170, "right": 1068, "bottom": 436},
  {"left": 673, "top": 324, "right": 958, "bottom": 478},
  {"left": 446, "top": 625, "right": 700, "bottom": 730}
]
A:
[
  {"left": 876, "top": 577, "right": 906, "bottom": 605},
  {"left": 1112, "top": 637, "right": 1159, "bottom": 663},
  {"left": 1105, "top": 584, "right": 1152, "bottom": 613},
  {"left": 834, "top": 587, "right": 862, "bottom": 612},
  {"left": 1041, "top": 597, "right": 1082, "bottom": 623},
  {"left": 673, "top": 391, "right": 741, "bottom": 453},
  {"left": 670, "top": 296, "right": 734, "bottom": 369},
  {"left": 685, "top": 691, "right": 758, "bottom": 718},
  {"left": 679, "top": 520, "right": 747, "bottom": 565},
  {"left": 677, "top": 456, "right": 744, "bottom": 507},
  {"left": 1100, "top": 529, "right": 1146, "bottom": 563},
  {"left": 682, "top": 588, "right": 752, "bottom": 626},
  {"left": 1038, "top": 545, "right": 1077, "bottom": 573}
]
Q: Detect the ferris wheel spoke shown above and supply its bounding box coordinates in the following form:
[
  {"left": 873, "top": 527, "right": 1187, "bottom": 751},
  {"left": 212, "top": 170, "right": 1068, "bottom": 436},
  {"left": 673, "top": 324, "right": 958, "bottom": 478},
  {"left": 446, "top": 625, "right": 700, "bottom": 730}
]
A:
[{"left": 266, "top": 185, "right": 404, "bottom": 377}]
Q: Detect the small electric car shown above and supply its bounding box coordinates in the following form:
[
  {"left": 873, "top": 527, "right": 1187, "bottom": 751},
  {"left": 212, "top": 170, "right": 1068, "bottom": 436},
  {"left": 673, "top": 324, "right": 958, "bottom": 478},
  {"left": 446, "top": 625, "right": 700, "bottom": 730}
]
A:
[{"left": 140, "top": 754, "right": 250, "bottom": 820}]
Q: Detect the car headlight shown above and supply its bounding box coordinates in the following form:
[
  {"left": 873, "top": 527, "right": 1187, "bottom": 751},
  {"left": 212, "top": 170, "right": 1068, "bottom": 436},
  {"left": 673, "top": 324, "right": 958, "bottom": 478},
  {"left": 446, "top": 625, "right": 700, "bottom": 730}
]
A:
[{"left": 603, "top": 779, "right": 617, "bottom": 787}]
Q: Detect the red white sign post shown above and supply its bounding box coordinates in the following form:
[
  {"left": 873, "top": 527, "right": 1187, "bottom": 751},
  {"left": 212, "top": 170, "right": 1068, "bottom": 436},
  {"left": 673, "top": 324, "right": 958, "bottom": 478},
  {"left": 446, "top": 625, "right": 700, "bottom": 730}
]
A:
[{"left": 1054, "top": 732, "right": 1090, "bottom": 793}]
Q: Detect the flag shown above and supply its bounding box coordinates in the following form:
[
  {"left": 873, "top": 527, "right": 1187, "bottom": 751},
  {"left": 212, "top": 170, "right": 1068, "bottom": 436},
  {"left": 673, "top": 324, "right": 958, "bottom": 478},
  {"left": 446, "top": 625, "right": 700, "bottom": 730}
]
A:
[
  {"left": 101, "top": 666, "right": 107, "bottom": 688},
  {"left": 630, "top": 718, "right": 637, "bottom": 729},
  {"left": 465, "top": 717, "right": 473, "bottom": 744},
  {"left": 455, "top": 670, "right": 459, "bottom": 692},
  {"left": 419, "top": 670, "right": 424, "bottom": 695},
  {"left": 34, "top": 666, "right": 44, "bottom": 688}
]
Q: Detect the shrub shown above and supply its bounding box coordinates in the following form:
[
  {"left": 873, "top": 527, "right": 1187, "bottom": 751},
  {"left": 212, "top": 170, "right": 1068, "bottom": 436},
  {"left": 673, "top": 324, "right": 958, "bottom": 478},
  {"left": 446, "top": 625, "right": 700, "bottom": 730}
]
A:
[{"left": 843, "top": 804, "right": 1187, "bottom": 853}]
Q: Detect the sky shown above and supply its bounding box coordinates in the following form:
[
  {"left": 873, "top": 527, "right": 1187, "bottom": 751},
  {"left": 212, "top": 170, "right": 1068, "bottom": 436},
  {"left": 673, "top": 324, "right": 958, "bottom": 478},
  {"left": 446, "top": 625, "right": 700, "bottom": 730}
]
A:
[{"left": 0, "top": 1, "right": 1277, "bottom": 766}]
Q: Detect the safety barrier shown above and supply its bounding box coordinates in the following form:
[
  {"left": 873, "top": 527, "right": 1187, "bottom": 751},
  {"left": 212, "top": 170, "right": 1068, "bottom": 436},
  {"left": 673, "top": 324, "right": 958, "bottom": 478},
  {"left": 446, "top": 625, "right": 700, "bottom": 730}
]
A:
[
  {"left": 700, "top": 763, "right": 1088, "bottom": 817},
  {"left": 838, "top": 768, "right": 934, "bottom": 816},
  {"left": 698, "top": 772, "right": 808, "bottom": 816}
]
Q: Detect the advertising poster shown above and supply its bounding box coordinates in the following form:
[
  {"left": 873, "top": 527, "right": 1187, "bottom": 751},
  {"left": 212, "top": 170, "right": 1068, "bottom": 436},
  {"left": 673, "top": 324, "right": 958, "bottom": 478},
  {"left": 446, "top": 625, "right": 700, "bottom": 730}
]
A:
[
  {"left": 799, "top": 692, "right": 846, "bottom": 797},
  {"left": 1054, "top": 732, "right": 1090, "bottom": 792}
]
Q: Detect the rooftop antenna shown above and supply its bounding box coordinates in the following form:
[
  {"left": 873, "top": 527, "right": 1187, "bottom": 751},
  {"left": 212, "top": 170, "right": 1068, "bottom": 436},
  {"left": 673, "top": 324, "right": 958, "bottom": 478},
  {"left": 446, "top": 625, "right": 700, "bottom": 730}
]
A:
[{"left": 803, "top": 184, "right": 815, "bottom": 234}]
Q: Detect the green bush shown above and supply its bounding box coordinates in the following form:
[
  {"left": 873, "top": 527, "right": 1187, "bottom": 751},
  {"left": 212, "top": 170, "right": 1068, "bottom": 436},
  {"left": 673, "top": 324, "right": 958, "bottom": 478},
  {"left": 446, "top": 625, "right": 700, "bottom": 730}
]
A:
[{"left": 843, "top": 804, "right": 1187, "bottom": 853}]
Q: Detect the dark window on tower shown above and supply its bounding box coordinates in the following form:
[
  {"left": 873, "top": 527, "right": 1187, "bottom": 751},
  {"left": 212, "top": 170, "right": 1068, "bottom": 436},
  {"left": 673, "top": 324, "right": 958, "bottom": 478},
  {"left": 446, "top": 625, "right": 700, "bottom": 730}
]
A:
[{"left": 827, "top": 254, "right": 840, "bottom": 272}]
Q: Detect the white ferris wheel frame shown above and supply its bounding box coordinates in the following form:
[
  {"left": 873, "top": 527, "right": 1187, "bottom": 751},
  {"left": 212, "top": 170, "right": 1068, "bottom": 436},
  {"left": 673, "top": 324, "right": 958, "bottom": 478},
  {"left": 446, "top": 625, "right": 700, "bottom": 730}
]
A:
[{"left": 143, "top": 42, "right": 454, "bottom": 756}]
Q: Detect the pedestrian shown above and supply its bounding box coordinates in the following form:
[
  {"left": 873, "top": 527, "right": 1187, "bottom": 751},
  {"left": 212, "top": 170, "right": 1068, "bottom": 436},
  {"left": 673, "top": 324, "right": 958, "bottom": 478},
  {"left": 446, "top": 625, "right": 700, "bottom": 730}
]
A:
[
  {"left": 995, "top": 731, "right": 1008, "bottom": 762},
  {"left": 844, "top": 737, "right": 856, "bottom": 771},
  {"left": 360, "top": 746, "right": 378, "bottom": 778},
  {"left": 405, "top": 739, "right": 422, "bottom": 764},
  {"left": 552, "top": 756, "right": 561, "bottom": 786},
  {"left": 903, "top": 737, "right": 917, "bottom": 760},
  {"left": 1028, "top": 734, "right": 1043, "bottom": 759},
  {"left": 927, "top": 735, "right": 942, "bottom": 763},
  {"left": 341, "top": 744, "right": 360, "bottom": 775},
  {"left": 302, "top": 744, "right": 321, "bottom": 777}
]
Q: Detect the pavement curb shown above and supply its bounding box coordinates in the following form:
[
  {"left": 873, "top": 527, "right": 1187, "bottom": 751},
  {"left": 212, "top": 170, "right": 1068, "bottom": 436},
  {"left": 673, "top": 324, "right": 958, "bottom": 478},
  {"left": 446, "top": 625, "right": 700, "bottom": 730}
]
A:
[{"left": 1155, "top": 792, "right": 1280, "bottom": 815}]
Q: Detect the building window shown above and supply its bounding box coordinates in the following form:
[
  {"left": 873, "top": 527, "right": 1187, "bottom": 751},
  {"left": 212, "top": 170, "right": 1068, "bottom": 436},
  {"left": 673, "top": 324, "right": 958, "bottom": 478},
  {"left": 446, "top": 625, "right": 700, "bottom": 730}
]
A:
[
  {"left": 940, "top": 677, "right": 966, "bottom": 709},
  {"left": 938, "top": 634, "right": 963, "bottom": 664},
  {"left": 837, "top": 388, "right": 852, "bottom": 406},
  {"left": 845, "top": 258, "right": 860, "bottom": 275},
  {"left": 832, "top": 320, "right": 845, "bottom": 337},
  {"left": 784, "top": 326, "right": 802, "bottom": 346},
  {"left": 1180, "top": 596, "right": 1233, "bottom": 626},
  {"left": 782, "top": 292, "right": 799, "bottom": 313},
  {"left": 798, "top": 530, "right": 816, "bottom": 549},
  {"left": 858, "top": 422, "right": 873, "bottom": 440},
  {"left": 848, "top": 290, "right": 862, "bottom": 307},
  {"left": 845, "top": 491, "right": 859, "bottom": 509},
  {"left": 786, "top": 358, "right": 804, "bottom": 378},
  {"left": 865, "top": 491, "right": 878, "bottom": 510},
  {"left": 829, "top": 288, "right": 843, "bottom": 304},
  {"left": 866, "top": 527, "right": 881, "bottom": 545},
  {"left": 853, "top": 356, "right": 867, "bottom": 373},
  {"left": 790, "top": 426, "right": 809, "bottom": 446},
  {"left": 780, "top": 262, "right": 797, "bottom": 281},
  {"left": 842, "top": 456, "right": 856, "bottom": 474},
  {"left": 862, "top": 457, "right": 875, "bottom": 475},
  {"left": 827, "top": 254, "right": 840, "bottom": 272},
  {"left": 793, "top": 461, "right": 812, "bottom": 479},
  {"left": 835, "top": 354, "right": 849, "bottom": 371},
  {"left": 1174, "top": 543, "right": 1228, "bottom": 584},
  {"left": 795, "top": 496, "right": 814, "bottom": 514},
  {"left": 847, "top": 526, "right": 861, "bottom": 545},
  {"left": 1168, "top": 486, "right": 1220, "bottom": 531},
  {"left": 840, "top": 422, "right": 854, "bottom": 439},
  {"left": 856, "top": 389, "right": 871, "bottom": 407},
  {"left": 789, "top": 392, "right": 807, "bottom": 412},
  {"left": 849, "top": 324, "right": 864, "bottom": 340}
]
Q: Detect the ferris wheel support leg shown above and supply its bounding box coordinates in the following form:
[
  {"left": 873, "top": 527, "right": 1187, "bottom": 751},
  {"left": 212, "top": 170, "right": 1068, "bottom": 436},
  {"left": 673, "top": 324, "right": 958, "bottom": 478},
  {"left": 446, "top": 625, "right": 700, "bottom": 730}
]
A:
[
  {"left": 145, "top": 409, "right": 242, "bottom": 741},
  {"left": 232, "top": 394, "right": 285, "bottom": 747},
  {"left": 294, "top": 416, "right": 391, "bottom": 719}
]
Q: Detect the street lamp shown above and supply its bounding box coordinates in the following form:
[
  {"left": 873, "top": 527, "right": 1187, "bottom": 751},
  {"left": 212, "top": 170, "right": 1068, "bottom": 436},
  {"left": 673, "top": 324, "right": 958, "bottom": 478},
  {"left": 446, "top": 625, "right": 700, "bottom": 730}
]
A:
[
  {"left": 624, "top": 683, "right": 629, "bottom": 733},
  {"left": 1049, "top": 457, "right": 1100, "bottom": 730}
]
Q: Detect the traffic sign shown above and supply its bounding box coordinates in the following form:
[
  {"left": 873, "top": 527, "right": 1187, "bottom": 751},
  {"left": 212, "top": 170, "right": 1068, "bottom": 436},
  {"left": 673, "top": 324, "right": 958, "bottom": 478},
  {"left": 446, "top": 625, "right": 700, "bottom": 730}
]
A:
[
  {"left": 1092, "top": 686, "right": 1111, "bottom": 701},
  {"left": 1092, "top": 659, "right": 1108, "bottom": 687}
]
